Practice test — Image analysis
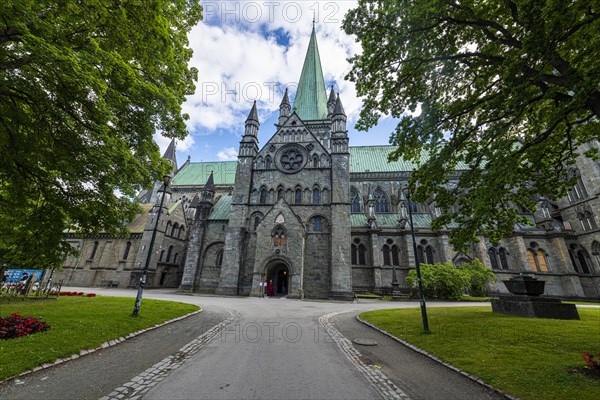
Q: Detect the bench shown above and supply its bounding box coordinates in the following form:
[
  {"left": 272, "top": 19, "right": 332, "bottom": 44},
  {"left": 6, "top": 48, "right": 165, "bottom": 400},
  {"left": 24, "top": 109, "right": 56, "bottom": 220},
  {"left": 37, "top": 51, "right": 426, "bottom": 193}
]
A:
[{"left": 100, "top": 280, "right": 119, "bottom": 288}]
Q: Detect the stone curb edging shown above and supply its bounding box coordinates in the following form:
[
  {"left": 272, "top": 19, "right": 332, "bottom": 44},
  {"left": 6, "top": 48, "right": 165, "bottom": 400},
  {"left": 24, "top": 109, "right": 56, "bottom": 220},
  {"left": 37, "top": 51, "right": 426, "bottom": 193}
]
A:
[
  {"left": 321, "top": 312, "right": 410, "bottom": 400},
  {"left": 356, "top": 315, "right": 520, "bottom": 400},
  {"left": 101, "top": 310, "right": 239, "bottom": 400},
  {"left": 1, "top": 309, "right": 203, "bottom": 385}
]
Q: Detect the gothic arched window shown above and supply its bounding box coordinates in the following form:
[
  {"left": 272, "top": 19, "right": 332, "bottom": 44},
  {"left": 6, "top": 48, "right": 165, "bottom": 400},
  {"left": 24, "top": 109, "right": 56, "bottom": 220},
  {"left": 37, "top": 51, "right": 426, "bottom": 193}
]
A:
[
  {"left": 312, "top": 187, "right": 321, "bottom": 204},
  {"left": 498, "top": 247, "right": 510, "bottom": 270},
  {"left": 528, "top": 242, "right": 550, "bottom": 272},
  {"left": 171, "top": 223, "right": 179, "bottom": 237},
  {"left": 123, "top": 241, "right": 131, "bottom": 260},
  {"left": 351, "top": 187, "right": 362, "bottom": 213},
  {"left": 488, "top": 248, "right": 499, "bottom": 270},
  {"left": 277, "top": 186, "right": 284, "bottom": 201},
  {"left": 265, "top": 156, "right": 272, "bottom": 169},
  {"left": 391, "top": 245, "right": 400, "bottom": 266},
  {"left": 314, "top": 216, "right": 321, "bottom": 232},
  {"left": 273, "top": 227, "right": 286, "bottom": 246},
  {"left": 295, "top": 188, "right": 302, "bottom": 204},
  {"left": 373, "top": 187, "right": 389, "bottom": 213},
  {"left": 383, "top": 245, "right": 391, "bottom": 266},
  {"left": 166, "top": 245, "right": 174, "bottom": 263},
  {"left": 90, "top": 241, "right": 99, "bottom": 259},
  {"left": 165, "top": 221, "right": 172, "bottom": 236},
  {"left": 260, "top": 187, "right": 268, "bottom": 204},
  {"left": 313, "top": 154, "right": 319, "bottom": 168},
  {"left": 417, "top": 239, "right": 434, "bottom": 264},
  {"left": 569, "top": 243, "right": 592, "bottom": 274},
  {"left": 216, "top": 250, "right": 223, "bottom": 266}
]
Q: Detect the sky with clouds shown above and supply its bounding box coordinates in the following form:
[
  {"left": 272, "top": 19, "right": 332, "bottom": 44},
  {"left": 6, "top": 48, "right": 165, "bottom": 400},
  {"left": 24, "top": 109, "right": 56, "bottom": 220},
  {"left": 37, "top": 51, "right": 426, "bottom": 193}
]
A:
[{"left": 156, "top": 1, "right": 398, "bottom": 163}]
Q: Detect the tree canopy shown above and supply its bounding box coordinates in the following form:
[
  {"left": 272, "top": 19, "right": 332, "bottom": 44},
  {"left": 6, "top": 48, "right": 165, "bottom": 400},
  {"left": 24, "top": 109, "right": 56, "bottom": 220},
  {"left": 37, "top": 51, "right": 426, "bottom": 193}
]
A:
[
  {"left": 0, "top": 1, "right": 202, "bottom": 267},
  {"left": 344, "top": 0, "right": 599, "bottom": 249}
]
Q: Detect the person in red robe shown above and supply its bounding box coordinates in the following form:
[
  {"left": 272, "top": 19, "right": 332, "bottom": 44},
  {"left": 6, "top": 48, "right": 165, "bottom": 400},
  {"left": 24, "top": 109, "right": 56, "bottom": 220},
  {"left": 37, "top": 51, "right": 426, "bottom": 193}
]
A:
[{"left": 267, "top": 279, "right": 274, "bottom": 297}]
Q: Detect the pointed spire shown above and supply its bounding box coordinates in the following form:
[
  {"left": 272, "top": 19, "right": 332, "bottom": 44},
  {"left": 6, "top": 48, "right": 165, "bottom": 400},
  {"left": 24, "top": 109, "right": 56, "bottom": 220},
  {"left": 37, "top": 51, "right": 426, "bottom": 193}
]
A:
[
  {"left": 246, "top": 100, "right": 259, "bottom": 123},
  {"left": 162, "top": 139, "right": 178, "bottom": 172},
  {"left": 333, "top": 94, "right": 346, "bottom": 117},
  {"left": 205, "top": 171, "right": 215, "bottom": 192},
  {"left": 293, "top": 25, "right": 328, "bottom": 120},
  {"left": 280, "top": 88, "right": 290, "bottom": 107},
  {"left": 200, "top": 171, "right": 215, "bottom": 204},
  {"left": 327, "top": 86, "right": 336, "bottom": 117},
  {"left": 328, "top": 86, "right": 337, "bottom": 104}
]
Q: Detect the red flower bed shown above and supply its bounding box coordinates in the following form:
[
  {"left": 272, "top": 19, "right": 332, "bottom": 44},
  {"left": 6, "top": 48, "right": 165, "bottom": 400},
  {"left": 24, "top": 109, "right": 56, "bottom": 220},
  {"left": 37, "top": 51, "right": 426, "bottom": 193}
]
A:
[
  {"left": 86, "top": 293, "right": 96, "bottom": 297},
  {"left": 583, "top": 352, "right": 600, "bottom": 369},
  {"left": 0, "top": 313, "right": 50, "bottom": 339}
]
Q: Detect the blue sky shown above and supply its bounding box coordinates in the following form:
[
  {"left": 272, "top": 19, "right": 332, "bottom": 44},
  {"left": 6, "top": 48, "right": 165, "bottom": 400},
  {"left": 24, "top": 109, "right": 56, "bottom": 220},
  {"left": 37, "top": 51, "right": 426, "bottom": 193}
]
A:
[{"left": 156, "top": 1, "right": 397, "bottom": 164}]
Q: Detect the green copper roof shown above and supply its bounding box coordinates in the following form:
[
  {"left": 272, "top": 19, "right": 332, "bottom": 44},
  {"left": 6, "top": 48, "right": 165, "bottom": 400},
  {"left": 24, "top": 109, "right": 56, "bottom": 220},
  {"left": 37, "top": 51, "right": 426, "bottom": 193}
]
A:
[
  {"left": 349, "top": 146, "right": 469, "bottom": 173},
  {"left": 172, "top": 161, "right": 237, "bottom": 186},
  {"left": 293, "top": 27, "right": 328, "bottom": 120},
  {"left": 172, "top": 146, "right": 468, "bottom": 187},
  {"left": 208, "top": 195, "right": 232, "bottom": 220}
]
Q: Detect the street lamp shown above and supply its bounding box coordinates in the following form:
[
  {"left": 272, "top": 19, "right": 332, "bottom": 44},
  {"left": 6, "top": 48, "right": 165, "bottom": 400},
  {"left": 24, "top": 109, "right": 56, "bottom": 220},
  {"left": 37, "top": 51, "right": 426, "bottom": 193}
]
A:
[
  {"left": 402, "top": 186, "right": 430, "bottom": 333},
  {"left": 133, "top": 174, "right": 172, "bottom": 316}
]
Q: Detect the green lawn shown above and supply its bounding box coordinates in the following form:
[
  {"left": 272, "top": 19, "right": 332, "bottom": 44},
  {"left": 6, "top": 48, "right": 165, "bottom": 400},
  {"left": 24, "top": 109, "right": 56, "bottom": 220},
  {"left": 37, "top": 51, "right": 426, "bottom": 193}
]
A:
[
  {"left": 360, "top": 307, "right": 600, "bottom": 400},
  {"left": 0, "top": 296, "right": 199, "bottom": 381}
]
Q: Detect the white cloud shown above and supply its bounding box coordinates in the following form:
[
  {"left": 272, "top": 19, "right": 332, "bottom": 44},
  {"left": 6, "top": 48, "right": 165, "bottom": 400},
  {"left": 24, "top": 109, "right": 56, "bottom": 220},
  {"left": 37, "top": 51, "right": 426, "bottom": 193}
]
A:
[
  {"left": 217, "top": 147, "right": 239, "bottom": 160},
  {"left": 174, "top": 1, "right": 398, "bottom": 162}
]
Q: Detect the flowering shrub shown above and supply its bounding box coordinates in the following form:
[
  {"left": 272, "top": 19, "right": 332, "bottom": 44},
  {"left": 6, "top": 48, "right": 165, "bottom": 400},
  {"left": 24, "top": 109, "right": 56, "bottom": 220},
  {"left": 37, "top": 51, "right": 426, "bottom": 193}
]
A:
[
  {"left": 0, "top": 313, "right": 50, "bottom": 339},
  {"left": 583, "top": 352, "right": 600, "bottom": 369}
]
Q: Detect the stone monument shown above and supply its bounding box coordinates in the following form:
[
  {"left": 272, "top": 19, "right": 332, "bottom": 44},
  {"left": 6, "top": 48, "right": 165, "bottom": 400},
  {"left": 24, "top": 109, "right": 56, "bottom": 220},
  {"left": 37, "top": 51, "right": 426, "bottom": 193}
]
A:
[{"left": 491, "top": 275, "right": 580, "bottom": 320}]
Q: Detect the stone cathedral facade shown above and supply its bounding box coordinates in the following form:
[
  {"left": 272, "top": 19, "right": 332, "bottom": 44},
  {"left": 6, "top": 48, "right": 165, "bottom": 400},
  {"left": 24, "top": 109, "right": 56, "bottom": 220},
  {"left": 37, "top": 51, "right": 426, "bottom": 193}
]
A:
[{"left": 58, "top": 28, "right": 600, "bottom": 300}]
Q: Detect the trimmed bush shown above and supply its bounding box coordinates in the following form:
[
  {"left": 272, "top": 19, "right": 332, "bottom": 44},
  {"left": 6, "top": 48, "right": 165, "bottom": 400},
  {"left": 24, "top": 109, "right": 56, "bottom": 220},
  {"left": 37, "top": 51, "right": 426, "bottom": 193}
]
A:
[{"left": 405, "top": 259, "right": 496, "bottom": 300}]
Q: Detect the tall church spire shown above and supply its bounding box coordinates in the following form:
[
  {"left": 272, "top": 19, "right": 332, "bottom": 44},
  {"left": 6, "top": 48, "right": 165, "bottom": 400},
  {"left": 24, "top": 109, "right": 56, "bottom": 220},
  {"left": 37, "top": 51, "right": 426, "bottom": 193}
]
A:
[{"left": 293, "top": 25, "right": 328, "bottom": 120}]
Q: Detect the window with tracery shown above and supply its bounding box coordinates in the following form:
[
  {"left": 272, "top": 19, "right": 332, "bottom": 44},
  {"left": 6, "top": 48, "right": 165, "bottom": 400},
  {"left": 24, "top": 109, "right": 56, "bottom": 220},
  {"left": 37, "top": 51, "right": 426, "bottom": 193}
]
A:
[
  {"left": 351, "top": 187, "right": 362, "bottom": 213},
  {"left": 312, "top": 187, "right": 321, "bottom": 204},
  {"left": 273, "top": 227, "right": 286, "bottom": 246},
  {"left": 280, "top": 149, "right": 304, "bottom": 171},
  {"left": 373, "top": 187, "right": 389, "bottom": 213}
]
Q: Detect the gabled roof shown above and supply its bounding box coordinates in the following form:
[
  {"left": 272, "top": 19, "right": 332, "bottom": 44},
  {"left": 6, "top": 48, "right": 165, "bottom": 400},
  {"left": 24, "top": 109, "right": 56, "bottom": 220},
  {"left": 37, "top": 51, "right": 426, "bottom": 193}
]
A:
[
  {"left": 293, "top": 26, "right": 328, "bottom": 120},
  {"left": 172, "top": 161, "right": 237, "bottom": 186}
]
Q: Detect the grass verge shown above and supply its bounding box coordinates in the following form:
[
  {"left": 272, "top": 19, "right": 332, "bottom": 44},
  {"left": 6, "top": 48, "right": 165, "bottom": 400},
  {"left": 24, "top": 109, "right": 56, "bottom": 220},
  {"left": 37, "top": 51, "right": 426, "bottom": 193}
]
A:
[
  {"left": 360, "top": 306, "right": 600, "bottom": 400},
  {"left": 0, "top": 296, "right": 199, "bottom": 381}
]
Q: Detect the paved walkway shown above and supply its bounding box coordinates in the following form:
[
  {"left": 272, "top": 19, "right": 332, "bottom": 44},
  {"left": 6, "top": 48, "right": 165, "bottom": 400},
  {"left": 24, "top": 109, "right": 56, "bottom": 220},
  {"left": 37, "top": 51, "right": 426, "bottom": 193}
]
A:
[{"left": 1, "top": 288, "right": 508, "bottom": 400}]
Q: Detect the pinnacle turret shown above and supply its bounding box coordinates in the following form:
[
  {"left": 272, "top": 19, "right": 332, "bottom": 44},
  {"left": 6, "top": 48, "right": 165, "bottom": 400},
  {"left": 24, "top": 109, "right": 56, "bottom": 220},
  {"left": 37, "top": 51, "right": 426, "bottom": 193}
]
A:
[
  {"left": 327, "top": 86, "right": 337, "bottom": 117},
  {"left": 246, "top": 100, "right": 259, "bottom": 123},
  {"left": 278, "top": 88, "right": 291, "bottom": 125},
  {"left": 162, "top": 139, "right": 178, "bottom": 172}
]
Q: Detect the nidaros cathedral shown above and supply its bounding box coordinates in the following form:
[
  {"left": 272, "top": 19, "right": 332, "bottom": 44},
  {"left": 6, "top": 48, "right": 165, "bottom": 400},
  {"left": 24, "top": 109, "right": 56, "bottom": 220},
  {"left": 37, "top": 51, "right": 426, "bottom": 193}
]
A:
[{"left": 58, "top": 27, "right": 600, "bottom": 300}]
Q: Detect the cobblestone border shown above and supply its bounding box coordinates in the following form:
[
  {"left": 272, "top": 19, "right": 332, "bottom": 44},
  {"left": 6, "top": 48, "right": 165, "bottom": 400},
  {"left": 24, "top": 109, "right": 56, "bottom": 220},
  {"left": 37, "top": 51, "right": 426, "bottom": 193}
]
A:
[
  {"left": 320, "top": 312, "right": 410, "bottom": 400},
  {"left": 1, "top": 309, "right": 203, "bottom": 386},
  {"left": 356, "top": 315, "right": 518, "bottom": 400},
  {"left": 100, "top": 311, "right": 239, "bottom": 400}
]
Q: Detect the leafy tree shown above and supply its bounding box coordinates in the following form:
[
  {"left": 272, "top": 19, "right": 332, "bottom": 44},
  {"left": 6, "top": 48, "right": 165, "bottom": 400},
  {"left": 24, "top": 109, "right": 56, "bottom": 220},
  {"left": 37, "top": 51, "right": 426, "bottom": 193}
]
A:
[
  {"left": 344, "top": 1, "right": 599, "bottom": 249},
  {"left": 405, "top": 260, "right": 495, "bottom": 300},
  {"left": 0, "top": 1, "right": 202, "bottom": 267}
]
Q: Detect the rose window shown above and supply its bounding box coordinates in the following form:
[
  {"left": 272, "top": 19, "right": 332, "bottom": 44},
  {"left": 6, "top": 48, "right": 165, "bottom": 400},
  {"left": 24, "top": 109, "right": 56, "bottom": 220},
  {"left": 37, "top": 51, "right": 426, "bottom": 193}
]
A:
[{"left": 280, "top": 149, "right": 304, "bottom": 171}]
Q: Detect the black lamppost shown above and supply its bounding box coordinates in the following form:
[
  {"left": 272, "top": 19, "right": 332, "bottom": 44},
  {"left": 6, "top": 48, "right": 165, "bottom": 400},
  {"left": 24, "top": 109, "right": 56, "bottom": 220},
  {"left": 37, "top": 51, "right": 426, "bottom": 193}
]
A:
[
  {"left": 402, "top": 186, "right": 430, "bottom": 333},
  {"left": 133, "top": 174, "right": 172, "bottom": 316}
]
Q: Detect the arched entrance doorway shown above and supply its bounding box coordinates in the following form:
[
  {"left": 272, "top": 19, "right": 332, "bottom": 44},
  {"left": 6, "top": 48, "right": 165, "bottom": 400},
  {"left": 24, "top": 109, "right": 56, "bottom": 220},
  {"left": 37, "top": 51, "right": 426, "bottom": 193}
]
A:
[{"left": 266, "top": 261, "right": 289, "bottom": 297}]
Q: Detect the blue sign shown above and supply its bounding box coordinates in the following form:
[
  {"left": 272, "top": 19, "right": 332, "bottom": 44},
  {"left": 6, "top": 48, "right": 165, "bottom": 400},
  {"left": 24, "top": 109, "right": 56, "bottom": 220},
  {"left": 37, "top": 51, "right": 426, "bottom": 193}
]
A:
[{"left": 5, "top": 269, "right": 44, "bottom": 283}]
